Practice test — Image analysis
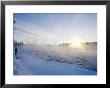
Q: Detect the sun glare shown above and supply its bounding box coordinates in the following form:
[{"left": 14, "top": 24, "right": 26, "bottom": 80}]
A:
[{"left": 70, "top": 39, "right": 82, "bottom": 49}]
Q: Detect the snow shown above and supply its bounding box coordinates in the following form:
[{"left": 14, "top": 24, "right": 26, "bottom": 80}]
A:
[{"left": 13, "top": 42, "right": 97, "bottom": 75}]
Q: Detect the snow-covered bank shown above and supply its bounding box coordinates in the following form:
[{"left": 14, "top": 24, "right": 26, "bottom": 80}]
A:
[
  {"left": 14, "top": 51, "right": 96, "bottom": 75},
  {"left": 13, "top": 43, "right": 97, "bottom": 75}
]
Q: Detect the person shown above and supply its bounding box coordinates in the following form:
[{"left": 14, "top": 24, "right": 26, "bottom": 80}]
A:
[
  {"left": 15, "top": 47, "right": 17, "bottom": 56},
  {"left": 14, "top": 20, "right": 16, "bottom": 24}
]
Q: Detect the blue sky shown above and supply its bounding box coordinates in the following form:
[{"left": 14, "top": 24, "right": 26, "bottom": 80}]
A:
[{"left": 14, "top": 13, "right": 97, "bottom": 44}]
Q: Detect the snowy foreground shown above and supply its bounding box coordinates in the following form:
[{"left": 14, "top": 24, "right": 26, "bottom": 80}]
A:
[{"left": 14, "top": 43, "right": 97, "bottom": 75}]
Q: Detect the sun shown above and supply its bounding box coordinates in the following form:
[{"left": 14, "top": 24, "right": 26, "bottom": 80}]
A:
[{"left": 70, "top": 39, "right": 82, "bottom": 49}]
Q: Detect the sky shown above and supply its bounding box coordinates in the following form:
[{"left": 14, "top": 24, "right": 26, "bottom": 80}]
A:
[{"left": 14, "top": 13, "right": 97, "bottom": 44}]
